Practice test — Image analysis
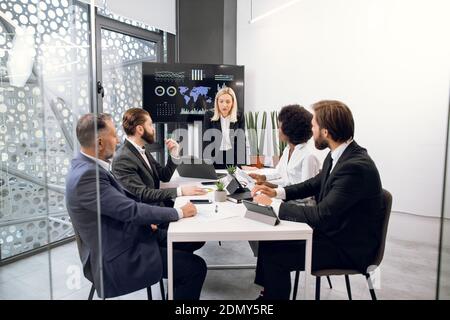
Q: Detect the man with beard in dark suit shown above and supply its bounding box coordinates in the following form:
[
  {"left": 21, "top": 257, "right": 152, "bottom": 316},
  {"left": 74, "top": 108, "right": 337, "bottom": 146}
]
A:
[
  {"left": 112, "top": 108, "right": 207, "bottom": 206},
  {"left": 251, "top": 100, "right": 384, "bottom": 300},
  {"left": 112, "top": 108, "right": 206, "bottom": 252}
]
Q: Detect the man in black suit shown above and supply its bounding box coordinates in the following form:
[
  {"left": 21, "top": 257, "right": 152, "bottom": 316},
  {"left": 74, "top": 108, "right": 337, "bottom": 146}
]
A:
[
  {"left": 112, "top": 108, "right": 206, "bottom": 252},
  {"left": 112, "top": 108, "right": 206, "bottom": 206},
  {"left": 251, "top": 100, "right": 384, "bottom": 300}
]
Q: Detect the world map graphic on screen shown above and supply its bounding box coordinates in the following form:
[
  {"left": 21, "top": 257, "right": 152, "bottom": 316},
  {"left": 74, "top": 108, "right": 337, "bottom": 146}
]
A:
[{"left": 178, "top": 86, "right": 213, "bottom": 114}]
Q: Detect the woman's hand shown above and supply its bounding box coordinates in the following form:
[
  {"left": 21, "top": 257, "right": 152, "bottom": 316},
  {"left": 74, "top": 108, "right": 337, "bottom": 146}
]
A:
[{"left": 249, "top": 173, "right": 266, "bottom": 183}]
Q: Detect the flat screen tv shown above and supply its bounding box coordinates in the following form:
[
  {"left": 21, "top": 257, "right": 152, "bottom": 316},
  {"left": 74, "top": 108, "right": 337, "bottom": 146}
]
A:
[{"left": 142, "top": 62, "right": 244, "bottom": 123}]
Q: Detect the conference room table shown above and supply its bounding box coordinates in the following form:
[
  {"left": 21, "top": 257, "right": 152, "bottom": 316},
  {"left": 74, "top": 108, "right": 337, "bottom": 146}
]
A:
[{"left": 160, "top": 169, "right": 313, "bottom": 300}]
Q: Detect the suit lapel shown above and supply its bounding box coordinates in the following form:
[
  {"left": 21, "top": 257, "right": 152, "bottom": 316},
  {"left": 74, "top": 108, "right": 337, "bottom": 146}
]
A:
[
  {"left": 327, "top": 141, "right": 357, "bottom": 182},
  {"left": 124, "top": 140, "right": 154, "bottom": 174},
  {"left": 108, "top": 170, "right": 125, "bottom": 192},
  {"left": 319, "top": 141, "right": 358, "bottom": 201}
]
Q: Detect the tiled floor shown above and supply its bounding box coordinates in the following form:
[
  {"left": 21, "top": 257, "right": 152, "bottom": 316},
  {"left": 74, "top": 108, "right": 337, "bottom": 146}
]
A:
[{"left": 0, "top": 211, "right": 445, "bottom": 300}]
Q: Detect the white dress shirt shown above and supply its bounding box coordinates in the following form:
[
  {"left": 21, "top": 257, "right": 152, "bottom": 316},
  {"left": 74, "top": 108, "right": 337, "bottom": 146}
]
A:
[
  {"left": 80, "top": 151, "right": 112, "bottom": 172},
  {"left": 271, "top": 139, "right": 353, "bottom": 216},
  {"left": 126, "top": 138, "right": 152, "bottom": 171},
  {"left": 266, "top": 143, "right": 320, "bottom": 187},
  {"left": 330, "top": 139, "right": 353, "bottom": 173},
  {"left": 219, "top": 115, "right": 232, "bottom": 151}
]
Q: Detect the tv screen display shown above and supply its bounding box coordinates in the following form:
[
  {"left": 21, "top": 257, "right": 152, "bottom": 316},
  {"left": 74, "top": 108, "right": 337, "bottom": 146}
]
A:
[{"left": 142, "top": 62, "right": 244, "bottom": 123}]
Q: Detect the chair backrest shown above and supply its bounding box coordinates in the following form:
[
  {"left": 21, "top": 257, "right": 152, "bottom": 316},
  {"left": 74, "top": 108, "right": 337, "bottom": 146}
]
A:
[{"left": 372, "top": 189, "right": 393, "bottom": 267}]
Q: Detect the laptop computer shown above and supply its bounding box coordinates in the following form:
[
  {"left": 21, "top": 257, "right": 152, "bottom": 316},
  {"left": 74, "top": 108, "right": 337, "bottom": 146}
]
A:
[{"left": 177, "top": 158, "right": 227, "bottom": 180}]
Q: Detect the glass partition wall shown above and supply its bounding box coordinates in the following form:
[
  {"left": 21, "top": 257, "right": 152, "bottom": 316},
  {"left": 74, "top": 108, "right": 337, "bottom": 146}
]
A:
[
  {"left": 0, "top": 0, "right": 91, "bottom": 299},
  {"left": 437, "top": 93, "right": 450, "bottom": 299},
  {"left": 0, "top": 0, "right": 164, "bottom": 299}
]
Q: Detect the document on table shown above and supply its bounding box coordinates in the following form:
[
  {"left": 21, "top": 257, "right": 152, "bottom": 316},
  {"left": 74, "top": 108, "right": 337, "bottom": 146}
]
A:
[{"left": 195, "top": 205, "right": 240, "bottom": 222}]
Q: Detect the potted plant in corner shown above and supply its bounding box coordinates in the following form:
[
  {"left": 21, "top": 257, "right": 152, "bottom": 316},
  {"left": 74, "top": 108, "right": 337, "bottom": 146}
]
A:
[
  {"left": 245, "top": 111, "right": 267, "bottom": 168},
  {"left": 214, "top": 181, "right": 227, "bottom": 202}
]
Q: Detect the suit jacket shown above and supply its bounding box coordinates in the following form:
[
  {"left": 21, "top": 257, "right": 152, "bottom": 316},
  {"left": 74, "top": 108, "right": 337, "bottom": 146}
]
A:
[
  {"left": 279, "top": 141, "right": 384, "bottom": 272},
  {"left": 65, "top": 152, "right": 179, "bottom": 298},
  {"left": 202, "top": 110, "right": 246, "bottom": 168},
  {"left": 111, "top": 139, "right": 178, "bottom": 204}
]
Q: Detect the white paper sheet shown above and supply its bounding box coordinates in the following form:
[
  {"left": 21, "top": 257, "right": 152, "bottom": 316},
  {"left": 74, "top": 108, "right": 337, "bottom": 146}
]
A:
[{"left": 195, "top": 205, "right": 241, "bottom": 222}]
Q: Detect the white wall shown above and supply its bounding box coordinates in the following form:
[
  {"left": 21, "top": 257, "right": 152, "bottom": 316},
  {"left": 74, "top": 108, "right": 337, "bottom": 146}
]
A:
[{"left": 237, "top": 0, "right": 450, "bottom": 217}]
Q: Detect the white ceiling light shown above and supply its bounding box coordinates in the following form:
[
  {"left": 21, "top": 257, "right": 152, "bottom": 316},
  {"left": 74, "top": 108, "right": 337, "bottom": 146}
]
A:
[
  {"left": 249, "top": 0, "right": 302, "bottom": 24},
  {"left": 0, "top": 10, "right": 36, "bottom": 87}
]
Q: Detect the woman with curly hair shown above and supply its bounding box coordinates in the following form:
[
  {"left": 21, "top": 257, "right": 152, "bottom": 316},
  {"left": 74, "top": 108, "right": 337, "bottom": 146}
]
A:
[{"left": 249, "top": 104, "right": 320, "bottom": 187}]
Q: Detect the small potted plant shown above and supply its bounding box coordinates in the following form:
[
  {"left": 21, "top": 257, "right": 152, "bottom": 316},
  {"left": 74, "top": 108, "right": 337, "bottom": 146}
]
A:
[
  {"left": 226, "top": 165, "right": 237, "bottom": 176},
  {"left": 214, "top": 181, "right": 227, "bottom": 202}
]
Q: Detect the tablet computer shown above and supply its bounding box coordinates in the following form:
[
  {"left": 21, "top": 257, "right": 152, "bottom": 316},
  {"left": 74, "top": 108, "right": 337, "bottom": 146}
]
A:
[{"left": 242, "top": 200, "right": 280, "bottom": 226}]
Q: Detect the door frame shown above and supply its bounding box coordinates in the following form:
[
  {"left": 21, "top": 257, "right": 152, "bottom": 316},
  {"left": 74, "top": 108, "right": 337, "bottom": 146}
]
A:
[
  {"left": 94, "top": 12, "right": 165, "bottom": 161},
  {"left": 95, "top": 12, "right": 164, "bottom": 111}
]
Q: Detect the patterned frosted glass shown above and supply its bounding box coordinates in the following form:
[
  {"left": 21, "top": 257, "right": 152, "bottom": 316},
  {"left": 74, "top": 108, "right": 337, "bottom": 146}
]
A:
[
  {"left": 0, "top": 0, "right": 163, "bottom": 263},
  {"left": 0, "top": 0, "right": 90, "bottom": 259},
  {"left": 100, "top": 28, "right": 157, "bottom": 139}
]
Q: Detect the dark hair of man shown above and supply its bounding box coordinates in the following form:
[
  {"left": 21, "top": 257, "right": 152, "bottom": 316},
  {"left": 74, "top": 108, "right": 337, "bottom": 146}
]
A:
[
  {"left": 76, "top": 113, "right": 112, "bottom": 148},
  {"left": 122, "top": 108, "right": 150, "bottom": 136},
  {"left": 278, "top": 104, "right": 313, "bottom": 145},
  {"left": 312, "top": 100, "right": 354, "bottom": 142}
]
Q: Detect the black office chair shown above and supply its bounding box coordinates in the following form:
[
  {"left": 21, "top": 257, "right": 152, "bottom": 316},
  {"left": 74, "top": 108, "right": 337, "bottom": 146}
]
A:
[
  {"left": 292, "top": 189, "right": 392, "bottom": 300},
  {"left": 291, "top": 273, "right": 332, "bottom": 300},
  {"left": 73, "top": 229, "right": 166, "bottom": 300},
  {"left": 87, "top": 280, "right": 165, "bottom": 300}
]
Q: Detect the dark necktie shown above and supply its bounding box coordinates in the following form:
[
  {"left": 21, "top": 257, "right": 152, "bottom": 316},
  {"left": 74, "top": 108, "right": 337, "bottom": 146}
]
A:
[
  {"left": 319, "top": 157, "right": 333, "bottom": 201},
  {"left": 325, "top": 157, "right": 333, "bottom": 181}
]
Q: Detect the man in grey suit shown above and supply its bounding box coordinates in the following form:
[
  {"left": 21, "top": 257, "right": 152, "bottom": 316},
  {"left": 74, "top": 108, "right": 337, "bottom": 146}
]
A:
[
  {"left": 66, "top": 113, "right": 207, "bottom": 299},
  {"left": 112, "top": 108, "right": 206, "bottom": 207}
]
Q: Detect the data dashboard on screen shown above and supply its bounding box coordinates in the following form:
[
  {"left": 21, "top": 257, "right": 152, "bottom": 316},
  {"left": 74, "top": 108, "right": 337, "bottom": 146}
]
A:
[{"left": 142, "top": 62, "right": 244, "bottom": 123}]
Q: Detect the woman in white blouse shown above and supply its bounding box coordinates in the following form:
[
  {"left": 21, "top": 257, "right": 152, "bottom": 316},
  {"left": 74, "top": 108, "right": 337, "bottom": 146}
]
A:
[
  {"left": 249, "top": 105, "right": 320, "bottom": 187},
  {"left": 202, "top": 87, "right": 246, "bottom": 169}
]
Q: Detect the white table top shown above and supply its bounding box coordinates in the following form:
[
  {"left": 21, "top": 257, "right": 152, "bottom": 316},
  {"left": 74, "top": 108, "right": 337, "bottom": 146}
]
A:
[{"left": 164, "top": 170, "right": 313, "bottom": 242}]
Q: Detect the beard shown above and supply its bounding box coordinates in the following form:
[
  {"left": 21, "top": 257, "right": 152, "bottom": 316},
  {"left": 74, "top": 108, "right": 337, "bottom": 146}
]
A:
[
  {"left": 104, "top": 149, "right": 115, "bottom": 162},
  {"left": 142, "top": 128, "right": 155, "bottom": 144},
  {"left": 314, "top": 133, "right": 329, "bottom": 150}
]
